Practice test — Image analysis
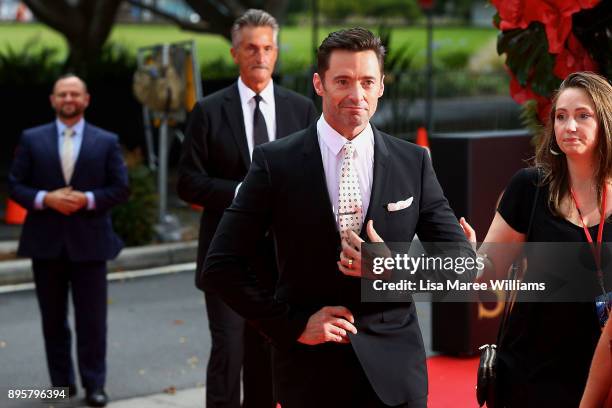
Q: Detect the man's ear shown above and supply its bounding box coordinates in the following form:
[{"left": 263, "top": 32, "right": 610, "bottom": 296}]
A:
[
  {"left": 230, "top": 47, "right": 239, "bottom": 65},
  {"left": 378, "top": 75, "right": 385, "bottom": 98},
  {"left": 313, "top": 73, "right": 325, "bottom": 96}
]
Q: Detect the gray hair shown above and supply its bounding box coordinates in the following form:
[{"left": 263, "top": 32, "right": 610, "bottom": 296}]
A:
[{"left": 231, "top": 9, "right": 279, "bottom": 48}]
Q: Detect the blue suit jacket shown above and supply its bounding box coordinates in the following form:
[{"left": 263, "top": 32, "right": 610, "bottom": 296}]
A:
[{"left": 8, "top": 122, "right": 130, "bottom": 261}]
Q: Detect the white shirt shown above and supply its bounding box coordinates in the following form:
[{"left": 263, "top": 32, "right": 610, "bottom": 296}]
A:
[
  {"left": 317, "top": 115, "right": 374, "bottom": 228},
  {"left": 237, "top": 77, "right": 276, "bottom": 158},
  {"left": 34, "top": 118, "right": 95, "bottom": 210},
  {"left": 56, "top": 118, "right": 85, "bottom": 166}
]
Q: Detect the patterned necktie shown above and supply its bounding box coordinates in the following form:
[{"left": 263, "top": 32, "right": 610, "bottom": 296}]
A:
[
  {"left": 253, "top": 94, "right": 269, "bottom": 146},
  {"left": 338, "top": 141, "right": 363, "bottom": 239},
  {"left": 61, "top": 127, "right": 75, "bottom": 184}
]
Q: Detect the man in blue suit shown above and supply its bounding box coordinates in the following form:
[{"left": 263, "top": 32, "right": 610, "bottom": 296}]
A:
[{"left": 8, "top": 74, "right": 129, "bottom": 407}]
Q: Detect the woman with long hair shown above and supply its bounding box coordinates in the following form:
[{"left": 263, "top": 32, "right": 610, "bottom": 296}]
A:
[{"left": 458, "top": 71, "right": 612, "bottom": 406}]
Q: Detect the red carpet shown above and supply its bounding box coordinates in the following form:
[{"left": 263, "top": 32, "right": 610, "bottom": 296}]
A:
[
  {"left": 427, "top": 355, "right": 480, "bottom": 408},
  {"left": 275, "top": 355, "right": 481, "bottom": 408}
]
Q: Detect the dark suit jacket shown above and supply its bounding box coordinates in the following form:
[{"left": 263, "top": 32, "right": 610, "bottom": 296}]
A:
[
  {"left": 8, "top": 122, "right": 129, "bottom": 261},
  {"left": 177, "top": 82, "right": 318, "bottom": 290},
  {"left": 203, "top": 123, "right": 475, "bottom": 405}
]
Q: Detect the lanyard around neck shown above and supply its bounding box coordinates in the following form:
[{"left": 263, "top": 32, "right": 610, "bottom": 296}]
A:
[{"left": 570, "top": 185, "right": 607, "bottom": 273}]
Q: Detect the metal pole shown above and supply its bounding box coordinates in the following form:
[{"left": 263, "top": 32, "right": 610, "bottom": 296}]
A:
[
  {"left": 425, "top": 9, "right": 434, "bottom": 133},
  {"left": 312, "top": 0, "right": 319, "bottom": 68},
  {"left": 158, "top": 115, "right": 168, "bottom": 223},
  {"left": 158, "top": 44, "right": 170, "bottom": 224},
  {"left": 310, "top": 0, "right": 319, "bottom": 100}
]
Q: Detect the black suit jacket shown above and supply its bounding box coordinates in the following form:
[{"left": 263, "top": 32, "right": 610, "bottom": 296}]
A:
[
  {"left": 203, "top": 123, "right": 476, "bottom": 405},
  {"left": 177, "top": 82, "right": 318, "bottom": 290},
  {"left": 8, "top": 122, "right": 129, "bottom": 261}
]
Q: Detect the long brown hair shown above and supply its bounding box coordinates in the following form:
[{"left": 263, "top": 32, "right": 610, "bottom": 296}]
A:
[{"left": 534, "top": 71, "right": 612, "bottom": 216}]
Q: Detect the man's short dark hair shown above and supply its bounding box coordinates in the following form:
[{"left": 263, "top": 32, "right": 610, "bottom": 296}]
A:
[{"left": 317, "top": 28, "right": 386, "bottom": 77}]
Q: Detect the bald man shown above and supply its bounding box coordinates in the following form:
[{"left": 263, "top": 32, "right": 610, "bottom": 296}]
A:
[{"left": 8, "top": 74, "right": 129, "bottom": 407}]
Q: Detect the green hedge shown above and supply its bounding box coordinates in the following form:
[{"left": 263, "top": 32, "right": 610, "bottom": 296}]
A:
[{"left": 112, "top": 151, "right": 157, "bottom": 247}]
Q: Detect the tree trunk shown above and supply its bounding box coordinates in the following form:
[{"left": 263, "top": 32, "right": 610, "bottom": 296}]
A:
[{"left": 24, "top": 0, "right": 122, "bottom": 76}]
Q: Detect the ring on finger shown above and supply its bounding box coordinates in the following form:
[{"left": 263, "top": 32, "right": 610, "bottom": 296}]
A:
[{"left": 348, "top": 258, "right": 354, "bottom": 269}]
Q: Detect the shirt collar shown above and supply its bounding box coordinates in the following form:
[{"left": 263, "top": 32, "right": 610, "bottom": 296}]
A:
[
  {"left": 237, "top": 77, "right": 274, "bottom": 106},
  {"left": 56, "top": 118, "right": 85, "bottom": 137},
  {"left": 317, "top": 114, "right": 374, "bottom": 157}
]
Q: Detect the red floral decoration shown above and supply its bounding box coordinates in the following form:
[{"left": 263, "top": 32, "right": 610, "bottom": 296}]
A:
[
  {"left": 509, "top": 72, "right": 551, "bottom": 122},
  {"left": 492, "top": 0, "right": 601, "bottom": 121}
]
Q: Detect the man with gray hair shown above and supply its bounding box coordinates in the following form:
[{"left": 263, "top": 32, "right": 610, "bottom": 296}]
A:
[{"left": 178, "top": 8, "right": 318, "bottom": 408}]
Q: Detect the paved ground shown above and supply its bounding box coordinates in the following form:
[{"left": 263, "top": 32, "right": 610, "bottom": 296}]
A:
[
  {"left": 0, "top": 269, "right": 433, "bottom": 408},
  {"left": 0, "top": 269, "right": 208, "bottom": 408}
]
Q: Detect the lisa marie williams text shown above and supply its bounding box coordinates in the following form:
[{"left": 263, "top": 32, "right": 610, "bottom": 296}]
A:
[{"left": 372, "top": 279, "right": 546, "bottom": 292}]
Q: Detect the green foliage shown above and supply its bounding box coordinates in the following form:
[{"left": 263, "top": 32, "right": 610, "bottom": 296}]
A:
[
  {"left": 0, "top": 36, "right": 60, "bottom": 85},
  {"left": 0, "top": 36, "right": 136, "bottom": 85},
  {"left": 497, "top": 22, "right": 561, "bottom": 97},
  {"left": 86, "top": 41, "right": 137, "bottom": 81},
  {"left": 319, "top": 0, "right": 355, "bottom": 21},
  {"left": 363, "top": 0, "right": 422, "bottom": 21},
  {"left": 432, "top": 0, "right": 473, "bottom": 21},
  {"left": 520, "top": 99, "right": 544, "bottom": 143},
  {"left": 319, "top": 0, "right": 422, "bottom": 22},
  {"left": 201, "top": 56, "right": 238, "bottom": 80},
  {"left": 437, "top": 49, "right": 470, "bottom": 70},
  {"left": 0, "top": 24, "right": 498, "bottom": 72},
  {"left": 385, "top": 70, "right": 508, "bottom": 98},
  {"left": 378, "top": 25, "right": 415, "bottom": 74},
  {"left": 112, "top": 151, "right": 157, "bottom": 246}
]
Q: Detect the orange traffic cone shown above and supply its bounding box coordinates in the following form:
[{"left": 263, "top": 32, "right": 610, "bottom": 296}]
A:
[
  {"left": 190, "top": 203, "right": 203, "bottom": 211},
  {"left": 5, "top": 198, "right": 27, "bottom": 224},
  {"left": 416, "top": 126, "right": 431, "bottom": 158}
]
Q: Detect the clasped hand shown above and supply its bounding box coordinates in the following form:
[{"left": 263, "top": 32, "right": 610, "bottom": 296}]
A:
[{"left": 44, "top": 187, "right": 88, "bottom": 215}]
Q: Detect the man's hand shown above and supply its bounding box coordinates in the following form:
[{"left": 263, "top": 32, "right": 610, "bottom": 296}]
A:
[
  {"left": 44, "top": 187, "right": 87, "bottom": 215},
  {"left": 297, "top": 306, "right": 357, "bottom": 345},
  {"left": 459, "top": 217, "right": 477, "bottom": 248},
  {"left": 68, "top": 190, "right": 88, "bottom": 210},
  {"left": 338, "top": 220, "right": 385, "bottom": 278}
]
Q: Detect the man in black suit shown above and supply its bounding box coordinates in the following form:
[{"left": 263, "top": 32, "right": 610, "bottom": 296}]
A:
[
  {"left": 177, "top": 9, "right": 317, "bottom": 408},
  {"left": 8, "top": 74, "right": 129, "bottom": 407},
  {"left": 203, "top": 28, "right": 476, "bottom": 407}
]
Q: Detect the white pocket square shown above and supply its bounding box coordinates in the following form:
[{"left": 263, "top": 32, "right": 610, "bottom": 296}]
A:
[{"left": 387, "top": 197, "right": 413, "bottom": 212}]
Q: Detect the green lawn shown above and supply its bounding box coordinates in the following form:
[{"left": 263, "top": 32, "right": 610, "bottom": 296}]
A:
[{"left": 0, "top": 22, "right": 497, "bottom": 70}]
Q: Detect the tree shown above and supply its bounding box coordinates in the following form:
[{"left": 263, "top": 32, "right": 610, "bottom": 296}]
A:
[
  {"left": 23, "top": 0, "right": 123, "bottom": 73},
  {"left": 127, "top": 0, "right": 288, "bottom": 41},
  {"left": 23, "top": 0, "right": 289, "bottom": 74}
]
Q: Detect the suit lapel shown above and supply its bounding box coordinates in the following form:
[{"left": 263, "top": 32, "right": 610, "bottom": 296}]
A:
[
  {"left": 274, "top": 86, "right": 290, "bottom": 140},
  {"left": 45, "top": 123, "right": 66, "bottom": 184},
  {"left": 302, "top": 123, "right": 339, "bottom": 239},
  {"left": 362, "top": 125, "right": 390, "bottom": 236},
  {"left": 71, "top": 122, "right": 95, "bottom": 182},
  {"left": 222, "top": 83, "right": 250, "bottom": 169}
]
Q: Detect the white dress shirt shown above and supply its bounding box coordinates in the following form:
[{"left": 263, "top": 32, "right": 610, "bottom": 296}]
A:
[
  {"left": 34, "top": 118, "right": 95, "bottom": 210},
  {"left": 237, "top": 76, "right": 276, "bottom": 158},
  {"left": 317, "top": 115, "right": 374, "bottom": 229}
]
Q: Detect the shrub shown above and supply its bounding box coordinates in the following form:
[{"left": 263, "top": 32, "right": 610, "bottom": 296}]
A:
[
  {"left": 438, "top": 50, "right": 471, "bottom": 70},
  {"left": 112, "top": 150, "right": 157, "bottom": 246},
  {"left": 201, "top": 57, "right": 237, "bottom": 80},
  {"left": 0, "top": 36, "right": 60, "bottom": 86}
]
